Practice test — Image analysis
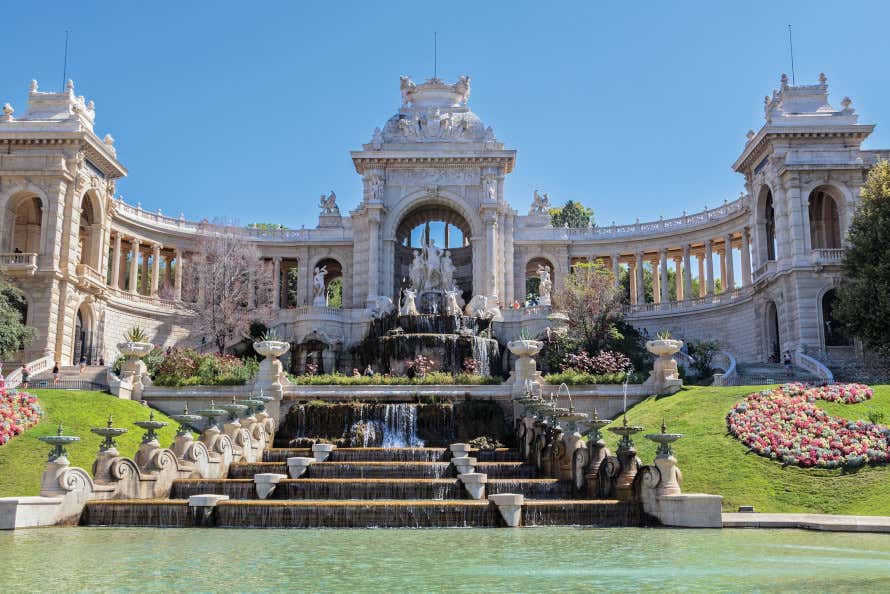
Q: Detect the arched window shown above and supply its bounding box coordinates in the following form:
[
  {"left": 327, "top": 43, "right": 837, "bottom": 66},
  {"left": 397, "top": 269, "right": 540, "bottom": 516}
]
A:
[
  {"left": 315, "top": 258, "right": 343, "bottom": 308},
  {"left": 77, "top": 193, "right": 102, "bottom": 269},
  {"left": 8, "top": 195, "right": 43, "bottom": 254},
  {"left": 808, "top": 189, "right": 841, "bottom": 249},
  {"left": 763, "top": 190, "right": 777, "bottom": 261},
  {"left": 525, "top": 257, "right": 554, "bottom": 304},
  {"left": 765, "top": 301, "right": 780, "bottom": 362},
  {"left": 822, "top": 289, "right": 852, "bottom": 347}
]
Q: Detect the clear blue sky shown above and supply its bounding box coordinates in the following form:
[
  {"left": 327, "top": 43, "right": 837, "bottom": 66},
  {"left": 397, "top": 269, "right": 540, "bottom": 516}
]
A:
[{"left": 3, "top": 1, "right": 889, "bottom": 228}]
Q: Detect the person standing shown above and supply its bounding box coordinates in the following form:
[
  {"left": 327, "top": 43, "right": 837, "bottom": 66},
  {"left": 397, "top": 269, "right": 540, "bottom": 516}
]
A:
[
  {"left": 79, "top": 355, "right": 87, "bottom": 373},
  {"left": 52, "top": 362, "right": 60, "bottom": 384},
  {"left": 21, "top": 364, "right": 30, "bottom": 389}
]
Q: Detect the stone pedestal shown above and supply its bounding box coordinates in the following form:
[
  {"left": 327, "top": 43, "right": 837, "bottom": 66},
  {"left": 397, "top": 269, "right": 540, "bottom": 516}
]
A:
[
  {"left": 254, "top": 473, "right": 287, "bottom": 499},
  {"left": 614, "top": 444, "right": 641, "bottom": 502},
  {"left": 253, "top": 340, "right": 290, "bottom": 422},
  {"left": 644, "top": 339, "right": 684, "bottom": 395},
  {"left": 506, "top": 339, "right": 544, "bottom": 390},
  {"left": 117, "top": 341, "right": 154, "bottom": 400},
  {"left": 287, "top": 457, "right": 314, "bottom": 478},
  {"left": 312, "top": 443, "right": 336, "bottom": 462},
  {"left": 584, "top": 439, "right": 611, "bottom": 497},
  {"left": 450, "top": 443, "right": 471, "bottom": 458},
  {"left": 559, "top": 430, "right": 584, "bottom": 482},
  {"left": 452, "top": 456, "right": 477, "bottom": 475},
  {"left": 488, "top": 493, "right": 523, "bottom": 527},
  {"left": 458, "top": 473, "right": 487, "bottom": 500},
  {"left": 654, "top": 456, "right": 683, "bottom": 497}
]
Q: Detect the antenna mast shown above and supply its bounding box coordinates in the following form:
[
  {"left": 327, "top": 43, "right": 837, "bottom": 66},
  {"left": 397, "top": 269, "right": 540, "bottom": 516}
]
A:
[
  {"left": 61, "top": 30, "right": 70, "bottom": 91},
  {"left": 434, "top": 32, "right": 438, "bottom": 79},
  {"left": 787, "top": 25, "right": 795, "bottom": 85}
]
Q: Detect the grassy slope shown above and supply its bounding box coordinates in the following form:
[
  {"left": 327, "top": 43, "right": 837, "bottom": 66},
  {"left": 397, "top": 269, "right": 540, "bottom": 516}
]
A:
[
  {"left": 611, "top": 384, "right": 890, "bottom": 515},
  {"left": 0, "top": 390, "right": 180, "bottom": 497}
]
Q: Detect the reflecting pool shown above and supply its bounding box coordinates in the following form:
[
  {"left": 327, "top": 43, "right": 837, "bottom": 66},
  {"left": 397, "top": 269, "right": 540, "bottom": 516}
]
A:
[{"left": 3, "top": 527, "right": 890, "bottom": 592}]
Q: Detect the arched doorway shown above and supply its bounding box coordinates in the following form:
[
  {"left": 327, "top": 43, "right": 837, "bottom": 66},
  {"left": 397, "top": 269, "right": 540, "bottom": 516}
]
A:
[
  {"left": 525, "top": 257, "right": 554, "bottom": 305},
  {"left": 765, "top": 301, "right": 780, "bottom": 362},
  {"left": 821, "top": 289, "right": 851, "bottom": 347},
  {"left": 6, "top": 195, "right": 43, "bottom": 254},
  {"left": 394, "top": 204, "right": 473, "bottom": 306},
  {"left": 77, "top": 192, "right": 102, "bottom": 269},
  {"left": 314, "top": 258, "right": 343, "bottom": 308},
  {"left": 72, "top": 303, "right": 95, "bottom": 365},
  {"left": 808, "top": 189, "right": 841, "bottom": 249}
]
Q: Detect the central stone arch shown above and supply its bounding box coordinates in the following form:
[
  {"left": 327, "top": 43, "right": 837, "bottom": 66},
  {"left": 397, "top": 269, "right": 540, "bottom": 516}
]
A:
[{"left": 389, "top": 194, "right": 479, "bottom": 306}]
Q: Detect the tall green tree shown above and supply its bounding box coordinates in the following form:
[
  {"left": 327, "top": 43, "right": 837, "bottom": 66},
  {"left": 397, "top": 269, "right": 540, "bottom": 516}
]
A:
[
  {"left": 0, "top": 275, "right": 36, "bottom": 359},
  {"left": 836, "top": 160, "right": 890, "bottom": 357},
  {"left": 549, "top": 200, "right": 594, "bottom": 228}
]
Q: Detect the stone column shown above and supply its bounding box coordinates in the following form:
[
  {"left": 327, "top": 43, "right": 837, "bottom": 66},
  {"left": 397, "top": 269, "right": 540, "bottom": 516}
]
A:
[
  {"left": 174, "top": 249, "right": 183, "bottom": 301},
  {"left": 673, "top": 256, "right": 683, "bottom": 301},
  {"left": 652, "top": 256, "right": 661, "bottom": 304},
  {"left": 682, "top": 245, "right": 693, "bottom": 301},
  {"left": 272, "top": 257, "right": 281, "bottom": 309},
  {"left": 724, "top": 233, "right": 735, "bottom": 291},
  {"left": 705, "top": 239, "right": 715, "bottom": 295},
  {"left": 485, "top": 214, "right": 498, "bottom": 296},
  {"left": 697, "top": 253, "right": 706, "bottom": 297},
  {"left": 611, "top": 253, "right": 620, "bottom": 287},
  {"left": 140, "top": 248, "right": 150, "bottom": 294},
  {"left": 740, "top": 227, "right": 752, "bottom": 286},
  {"left": 150, "top": 243, "right": 161, "bottom": 296},
  {"left": 629, "top": 260, "right": 638, "bottom": 305},
  {"left": 165, "top": 253, "right": 174, "bottom": 289},
  {"left": 366, "top": 210, "right": 381, "bottom": 303},
  {"left": 659, "top": 249, "right": 669, "bottom": 304},
  {"left": 718, "top": 248, "right": 727, "bottom": 293},
  {"left": 110, "top": 232, "right": 121, "bottom": 288},
  {"left": 128, "top": 239, "right": 141, "bottom": 294},
  {"left": 634, "top": 252, "right": 645, "bottom": 304}
]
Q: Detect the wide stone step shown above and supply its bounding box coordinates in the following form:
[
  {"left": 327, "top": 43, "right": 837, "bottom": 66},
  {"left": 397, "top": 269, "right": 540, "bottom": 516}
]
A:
[
  {"left": 228, "top": 460, "right": 539, "bottom": 480},
  {"left": 262, "top": 447, "right": 523, "bottom": 463},
  {"left": 171, "top": 478, "right": 466, "bottom": 500},
  {"left": 487, "top": 479, "right": 575, "bottom": 499},
  {"left": 80, "top": 499, "right": 646, "bottom": 528}
]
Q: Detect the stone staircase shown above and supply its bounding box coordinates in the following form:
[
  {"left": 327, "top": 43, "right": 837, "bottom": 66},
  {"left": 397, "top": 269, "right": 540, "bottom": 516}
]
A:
[
  {"left": 733, "top": 363, "right": 821, "bottom": 385},
  {"left": 29, "top": 365, "right": 109, "bottom": 390},
  {"left": 79, "top": 446, "right": 643, "bottom": 528}
]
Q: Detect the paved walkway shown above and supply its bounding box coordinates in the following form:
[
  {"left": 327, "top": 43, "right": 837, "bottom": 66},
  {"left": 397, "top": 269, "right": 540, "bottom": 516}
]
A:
[{"left": 723, "top": 512, "right": 890, "bottom": 533}]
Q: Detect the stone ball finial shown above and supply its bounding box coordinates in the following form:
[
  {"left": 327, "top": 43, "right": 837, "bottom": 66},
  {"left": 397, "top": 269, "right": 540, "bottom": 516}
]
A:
[
  {"left": 66, "top": 79, "right": 74, "bottom": 92},
  {"left": 841, "top": 96, "right": 852, "bottom": 109},
  {"left": 780, "top": 73, "right": 788, "bottom": 86},
  {"left": 104, "top": 133, "right": 115, "bottom": 145},
  {"left": 2, "top": 103, "right": 12, "bottom": 116},
  {"left": 30, "top": 79, "right": 38, "bottom": 92},
  {"left": 87, "top": 100, "right": 95, "bottom": 111},
  {"left": 819, "top": 72, "right": 828, "bottom": 84},
  {"left": 746, "top": 129, "right": 755, "bottom": 141}
]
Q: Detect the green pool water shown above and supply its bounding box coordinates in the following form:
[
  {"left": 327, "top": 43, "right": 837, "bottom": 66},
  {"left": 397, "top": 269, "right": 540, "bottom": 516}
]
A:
[{"left": 3, "top": 527, "right": 890, "bottom": 592}]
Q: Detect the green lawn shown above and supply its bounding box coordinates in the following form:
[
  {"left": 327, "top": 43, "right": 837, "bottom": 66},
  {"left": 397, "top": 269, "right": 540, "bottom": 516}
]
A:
[
  {"left": 0, "top": 389, "right": 180, "bottom": 497},
  {"left": 611, "top": 384, "right": 890, "bottom": 515}
]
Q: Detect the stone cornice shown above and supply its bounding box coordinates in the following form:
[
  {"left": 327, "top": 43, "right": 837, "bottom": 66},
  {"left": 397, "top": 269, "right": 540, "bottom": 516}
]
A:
[
  {"left": 350, "top": 150, "right": 516, "bottom": 174},
  {"left": 0, "top": 132, "right": 127, "bottom": 178},
  {"left": 732, "top": 125, "right": 874, "bottom": 173}
]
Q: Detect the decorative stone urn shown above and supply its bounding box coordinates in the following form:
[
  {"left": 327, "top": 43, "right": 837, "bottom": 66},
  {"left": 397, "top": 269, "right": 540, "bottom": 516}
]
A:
[
  {"left": 644, "top": 339, "right": 684, "bottom": 395},
  {"left": 252, "top": 339, "right": 290, "bottom": 420},
  {"left": 507, "top": 339, "right": 544, "bottom": 387},
  {"left": 117, "top": 340, "right": 154, "bottom": 400}
]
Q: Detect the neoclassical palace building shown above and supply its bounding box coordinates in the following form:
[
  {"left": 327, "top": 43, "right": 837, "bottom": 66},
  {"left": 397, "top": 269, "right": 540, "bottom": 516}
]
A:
[{"left": 0, "top": 73, "right": 885, "bottom": 372}]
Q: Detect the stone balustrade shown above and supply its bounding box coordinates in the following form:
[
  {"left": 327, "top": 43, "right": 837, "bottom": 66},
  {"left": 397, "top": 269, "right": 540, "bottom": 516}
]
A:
[{"left": 0, "top": 252, "right": 38, "bottom": 275}]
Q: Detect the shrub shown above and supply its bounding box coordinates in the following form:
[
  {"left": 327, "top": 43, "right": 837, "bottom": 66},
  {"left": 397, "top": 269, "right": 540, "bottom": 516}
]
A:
[
  {"left": 149, "top": 348, "right": 258, "bottom": 386},
  {"left": 543, "top": 370, "right": 646, "bottom": 385},
  {"left": 561, "top": 350, "right": 631, "bottom": 375},
  {"left": 288, "top": 372, "right": 501, "bottom": 386},
  {"left": 687, "top": 339, "right": 721, "bottom": 379}
]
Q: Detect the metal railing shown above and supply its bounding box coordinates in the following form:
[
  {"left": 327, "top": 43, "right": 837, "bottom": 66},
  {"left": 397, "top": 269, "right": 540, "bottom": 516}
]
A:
[{"left": 27, "top": 378, "right": 109, "bottom": 391}]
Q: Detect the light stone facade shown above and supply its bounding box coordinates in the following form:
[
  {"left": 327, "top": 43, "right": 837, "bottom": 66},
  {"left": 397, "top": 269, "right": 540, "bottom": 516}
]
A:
[{"left": 1, "top": 73, "right": 885, "bottom": 370}]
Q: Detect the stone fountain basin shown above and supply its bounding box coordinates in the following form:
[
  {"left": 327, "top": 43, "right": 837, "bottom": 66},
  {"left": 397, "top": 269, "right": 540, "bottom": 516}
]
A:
[
  {"left": 506, "top": 339, "right": 543, "bottom": 358},
  {"left": 195, "top": 409, "right": 227, "bottom": 419},
  {"left": 253, "top": 340, "right": 290, "bottom": 358},
  {"left": 38, "top": 435, "right": 80, "bottom": 446},
  {"left": 170, "top": 414, "right": 204, "bottom": 425},
  {"left": 134, "top": 420, "right": 168, "bottom": 431},
  {"left": 645, "top": 433, "right": 684, "bottom": 444},
  {"left": 90, "top": 427, "right": 128, "bottom": 438},
  {"left": 608, "top": 425, "right": 645, "bottom": 437},
  {"left": 645, "top": 339, "right": 684, "bottom": 356},
  {"left": 555, "top": 412, "right": 589, "bottom": 424},
  {"left": 117, "top": 341, "right": 154, "bottom": 358}
]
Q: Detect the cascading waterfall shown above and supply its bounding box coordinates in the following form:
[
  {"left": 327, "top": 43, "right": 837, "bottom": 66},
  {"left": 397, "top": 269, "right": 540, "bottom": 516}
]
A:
[{"left": 382, "top": 403, "right": 424, "bottom": 447}]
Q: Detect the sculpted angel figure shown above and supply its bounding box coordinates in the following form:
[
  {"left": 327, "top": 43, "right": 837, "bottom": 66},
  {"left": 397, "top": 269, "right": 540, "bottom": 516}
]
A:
[
  {"left": 444, "top": 287, "right": 461, "bottom": 316},
  {"left": 400, "top": 75, "right": 416, "bottom": 107},
  {"left": 319, "top": 191, "right": 338, "bottom": 214},
  {"left": 441, "top": 250, "right": 455, "bottom": 289},
  {"left": 455, "top": 75, "right": 471, "bottom": 105},
  {"left": 537, "top": 264, "right": 553, "bottom": 305},
  {"left": 409, "top": 250, "right": 425, "bottom": 291},
  {"left": 371, "top": 127, "right": 383, "bottom": 150}
]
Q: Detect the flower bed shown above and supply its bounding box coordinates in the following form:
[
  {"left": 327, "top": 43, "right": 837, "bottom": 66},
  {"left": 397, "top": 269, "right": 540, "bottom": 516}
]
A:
[
  {"left": 0, "top": 387, "right": 42, "bottom": 446},
  {"left": 289, "top": 372, "right": 502, "bottom": 386},
  {"left": 726, "top": 383, "right": 889, "bottom": 469}
]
